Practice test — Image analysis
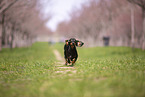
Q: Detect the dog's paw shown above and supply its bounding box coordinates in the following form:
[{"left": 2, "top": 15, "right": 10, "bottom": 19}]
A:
[{"left": 72, "top": 58, "right": 76, "bottom": 64}]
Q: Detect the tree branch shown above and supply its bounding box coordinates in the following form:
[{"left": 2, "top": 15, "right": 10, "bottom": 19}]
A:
[
  {"left": 127, "top": 0, "right": 144, "bottom": 8},
  {"left": 0, "top": 0, "right": 18, "bottom": 14}
]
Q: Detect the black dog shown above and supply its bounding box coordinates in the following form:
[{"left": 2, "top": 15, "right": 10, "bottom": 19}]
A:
[{"left": 64, "top": 38, "right": 84, "bottom": 65}]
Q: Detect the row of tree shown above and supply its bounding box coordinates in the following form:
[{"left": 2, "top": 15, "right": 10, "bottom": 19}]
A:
[
  {"left": 57, "top": 0, "right": 145, "bottom": 49},
  {"left": 0, "top": 0, "right": 51, "bottom": 51}
]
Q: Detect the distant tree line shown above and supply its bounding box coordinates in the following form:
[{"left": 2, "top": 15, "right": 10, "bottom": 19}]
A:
[
  {"left": 0, "top": 0, "right": 51, "bottom": 51},
  {"left": 57, "top": 0, "right": 145, "bottom": 50}
]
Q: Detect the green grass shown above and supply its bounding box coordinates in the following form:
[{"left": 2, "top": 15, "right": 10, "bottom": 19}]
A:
[
  {"left": 0, "top": 42, "right": 145, "bottom": 97},
  {"left": 0, "top": 42, "right": 55, "bottom": 97}
]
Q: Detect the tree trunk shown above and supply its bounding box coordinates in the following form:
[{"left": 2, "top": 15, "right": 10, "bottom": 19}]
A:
[
  {"left": 142, "top": 9, "right": 145, "bottom": 50},
  {"left": 10, "top": 27, "right": 14, "bottom": 49},
  {"left": 131, "top": 4, "right": 135, "bottom": 48},
  {"left": 2, "top": 12, "right": 6, "bottom": 46},
  {"left": 0, "top": 24, "right": 2, "bottom": 51},
  {"left": 0, "top": 14, "right": 2, "bottom": 51}
]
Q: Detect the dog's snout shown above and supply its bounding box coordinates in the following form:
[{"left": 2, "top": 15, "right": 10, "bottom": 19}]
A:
[
  {"left": 70, "top": 42, "right": 75, "bottom": 46},
  {"left": 72, "top": 42, "right": 75, "bottom": 45}
]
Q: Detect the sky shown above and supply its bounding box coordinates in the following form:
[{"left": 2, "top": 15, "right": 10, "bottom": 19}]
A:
[{"left": 40, "top": 0, "right": 89, "bottom": 32}]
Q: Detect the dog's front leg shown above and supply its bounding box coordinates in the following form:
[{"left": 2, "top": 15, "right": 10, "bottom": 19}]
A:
[
  {"left": 71, "top": 58, "right": 76, "bottom": 65},
  {"left": 65, "top": 59, "right": 68, "bottom": 65}
]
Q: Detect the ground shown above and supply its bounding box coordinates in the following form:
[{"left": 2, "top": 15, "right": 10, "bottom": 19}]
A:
[{"left": 0, "top": 42, "right": 145, "bottom": 97}]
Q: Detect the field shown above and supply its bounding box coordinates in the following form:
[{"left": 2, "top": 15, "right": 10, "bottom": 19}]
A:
[{"left": 0, "top": 42, "right": 145, "bottom": 97}]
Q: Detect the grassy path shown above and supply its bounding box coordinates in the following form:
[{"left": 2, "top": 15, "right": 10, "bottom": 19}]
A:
[
  {"left": 53, "top": 49, "right": 63, "bottom": 61},
  {"left": 53, "top": 49, "right": 76, "bottom": 75}
]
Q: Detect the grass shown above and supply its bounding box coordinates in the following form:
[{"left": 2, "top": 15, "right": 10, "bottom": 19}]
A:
[
  {"left": 0, "top": 42, "right": 145, "bottom": 97},
  {"left": 0, "top": 42, "right": 55, "bottom": 97}
]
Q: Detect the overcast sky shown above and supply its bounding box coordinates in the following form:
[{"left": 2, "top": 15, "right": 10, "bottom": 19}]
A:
[{"left": 40, "top": 0, "right": 89, "bottom": 32}]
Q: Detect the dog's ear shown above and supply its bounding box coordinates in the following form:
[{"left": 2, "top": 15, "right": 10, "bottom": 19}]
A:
[
  {"left": 77, "top": 41, "right": 84, "bottom": 47},
  {"left": 65, "top": 40, "right": 69, "bottom": 45}
]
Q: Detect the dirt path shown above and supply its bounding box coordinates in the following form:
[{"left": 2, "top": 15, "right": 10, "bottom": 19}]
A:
[
  {"left": 40, "top": 49, "right": 76, "bottom": 93},
  {"left": 53, "top": 49, "right": 63, "bottom": 61},
  {"left": 53, "top": 49, "right": 76, "bottom": 71}
]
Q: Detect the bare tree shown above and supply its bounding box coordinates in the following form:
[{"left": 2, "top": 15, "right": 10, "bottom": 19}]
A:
[
  {"left": 130, "top": 3, "right": 135, "bottom": 48},
  {"left": 0, "top": 0, "right": 51, "bottom": 50},
  {"left": 0, "top": 0, "right": 18, "bottom": 50},
  {"left": 128, "top": 0, "right": 145, "bottom": 50},
  {"left": 57, "top": 0, "right": 142, "bottom": 47}
]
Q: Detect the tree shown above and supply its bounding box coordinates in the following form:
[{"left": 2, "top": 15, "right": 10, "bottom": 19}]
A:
[
  {"left": 0, "top": 0, "right": 18, "bottom": 50},
  {"left": 0, "top": 0, "right": 51, "bottom": 50},
  {"left": 128, "top": 0, "right": 145, "bottom": 50},
  {"left": 57, "top": 0, "right": 142, "bottom": 47}
]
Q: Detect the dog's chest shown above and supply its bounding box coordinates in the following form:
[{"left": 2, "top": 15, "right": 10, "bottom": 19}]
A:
[{"left": 68, "top": 46, "right": 77, "bottom": 54}]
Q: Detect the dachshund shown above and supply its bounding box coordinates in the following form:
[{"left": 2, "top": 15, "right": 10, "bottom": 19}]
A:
[{"left": 64, "top": 38, "right": 84, "bottom": 66}]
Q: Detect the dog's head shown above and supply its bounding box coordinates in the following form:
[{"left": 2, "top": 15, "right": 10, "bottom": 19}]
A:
[
  {"left": 65, "top": 38, "right": 84, "bottom": 48},
  {"left": 67, "top": 38, "right": 76, "bottom": 48},
  {"left": 69, "top": 38, "right": 76, "bottom": 45}
]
